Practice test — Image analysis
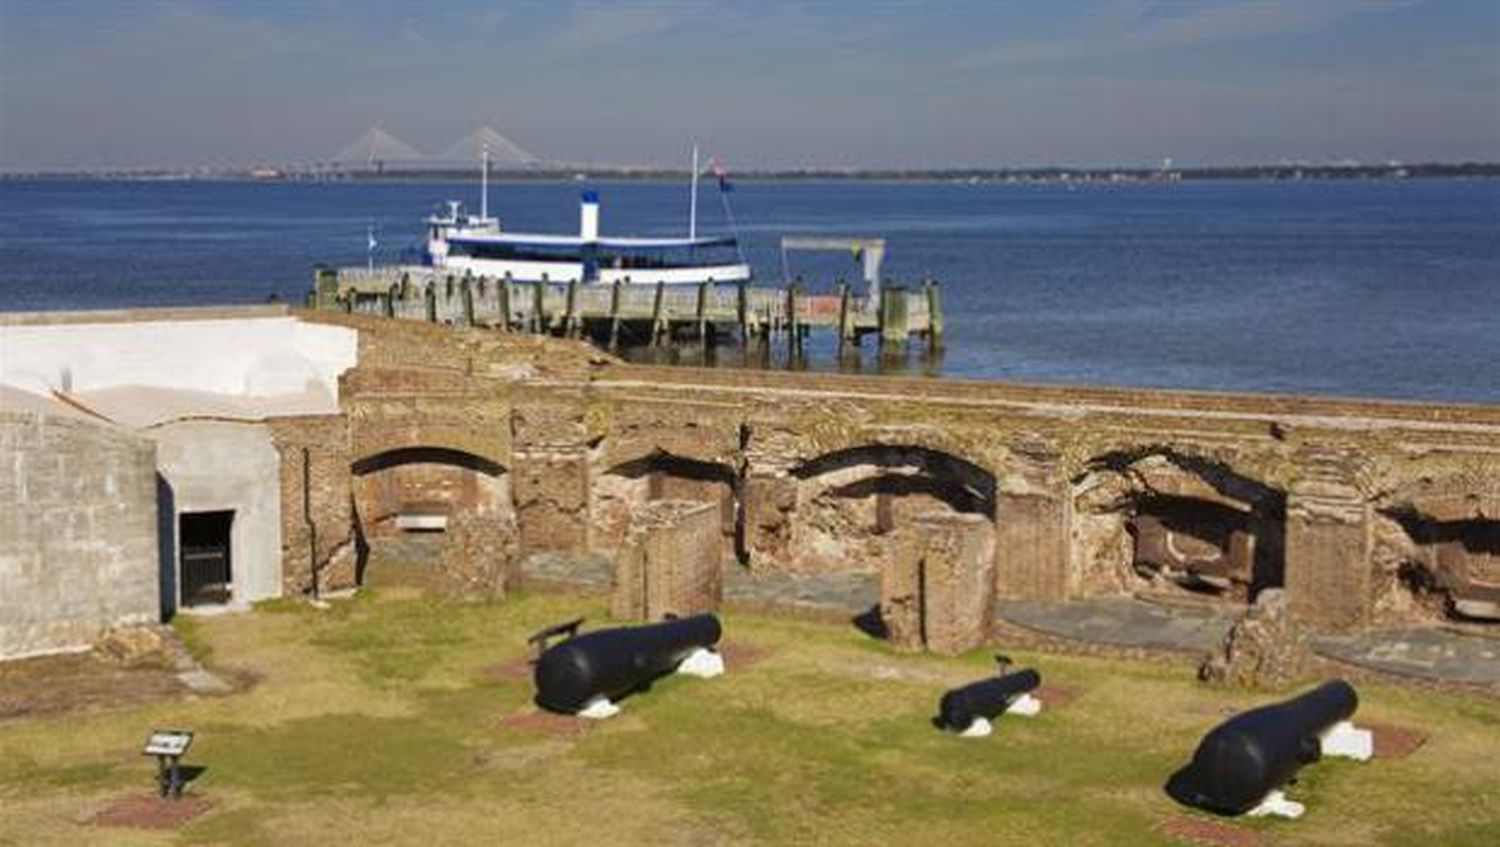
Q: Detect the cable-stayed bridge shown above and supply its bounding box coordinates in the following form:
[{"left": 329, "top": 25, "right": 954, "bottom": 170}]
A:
[{"left": 333, "top": 125, "right": 547, "bottom": 171}]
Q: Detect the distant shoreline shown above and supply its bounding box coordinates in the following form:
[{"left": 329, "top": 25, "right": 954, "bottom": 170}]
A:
[{"left": 3, "top": 162, "right": 1497, "bottom": 184}]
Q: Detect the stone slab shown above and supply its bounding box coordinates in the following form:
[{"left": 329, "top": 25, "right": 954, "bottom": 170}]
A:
[
  {"left": 1309, "top": 627, "right": 1500, "bottom": 687},
  {"left": 997, "top": 597, "right": 1237, "bottom": 654},
  {"left": 725, "top": 569, "right": 878, "bottom": 617}
]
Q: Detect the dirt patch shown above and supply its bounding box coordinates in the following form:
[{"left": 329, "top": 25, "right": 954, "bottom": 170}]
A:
[
  {"left": 1368, "top": 722, "right": 1429, "bottom": 759},
  {"left": 717, "top": 642, "right": 773, "bottom": 672},
  {"left": 482, "top": 657, "right": 535, "bottom": 684},
  {"left": 0, "top": 652, "right": 185, "bottom": 721},
  {"left": 501, "top": 711, "right": 590, "bottom": 737},
  {"left": 1160, "top": 814, "right": 1265, "bottom": 847},
  {"left": 1036, "top": 682, "right": 1081, "bottom": 708},
  {"left": 88, "top": 794, "right": 214, "bottom": 830}
]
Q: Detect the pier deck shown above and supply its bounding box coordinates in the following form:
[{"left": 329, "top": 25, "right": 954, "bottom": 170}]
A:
[{"left": 315, "top": 267, "right": 942, "bottom": 356}]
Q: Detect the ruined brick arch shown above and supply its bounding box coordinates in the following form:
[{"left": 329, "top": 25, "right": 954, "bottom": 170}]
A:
[
  {"left": 783, "top": 443, "right": 998, "bottom": 574},
  {"left": 350, "top": 445, "right": 512, "bottom": 537},
  {"left": 1070, "top": 446, "right": 1286, "bottom": 603},
  {"left": 778, "top": 428, "right": 998, "bottom": 483},
  {"left": 1373, "top": 483, "right": 1500, "bottom": 623},
  {"left": 592, "top": 449, "right": 741, "bottom": 556},
  {"left": 351, "top": 446, "right": 506, "bottom": 478}
]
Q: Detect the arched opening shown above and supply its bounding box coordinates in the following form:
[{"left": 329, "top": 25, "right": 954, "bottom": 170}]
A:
[
  {"left": 1380, "top": 507, "right": 1500, "bottom": 623},
  {"left": 350, "top": 446, "right": 514, "bottom": 593},
  {"left": 593, "top": 451, "right": 740, "bottom": 556},
  {"left": 786, "top": 444, "right": 996, "bottom": 573},
  {"left": 1072, "top": 449, "right": 1285, "bottom": 604},
  {"left": 352, "top": 446, "right": 508, "bottom": 534}
]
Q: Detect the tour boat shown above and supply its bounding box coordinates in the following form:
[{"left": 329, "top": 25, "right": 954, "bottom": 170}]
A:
[{"left": 420, "top": 149, "right": 751, "bottom": 286}]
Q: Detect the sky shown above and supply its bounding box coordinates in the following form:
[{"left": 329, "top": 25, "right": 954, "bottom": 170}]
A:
[{"left": 1, "top": 0, "right": 1497, "bottom": 170}]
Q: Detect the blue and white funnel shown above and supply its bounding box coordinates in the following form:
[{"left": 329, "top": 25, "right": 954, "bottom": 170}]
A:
[{"left": 580, "top": 191, "right": 600, "bottom": 240}]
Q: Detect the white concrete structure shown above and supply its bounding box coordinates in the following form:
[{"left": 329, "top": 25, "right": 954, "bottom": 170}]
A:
[
  {"left": 0, "top": 312, "right": 356, "bottom": 403},
  {"left": 0, "top": 307, "right": 358, "bottom": 621},
  {"left": 153, "top": 420, "right": 284, "bottom": 613}
]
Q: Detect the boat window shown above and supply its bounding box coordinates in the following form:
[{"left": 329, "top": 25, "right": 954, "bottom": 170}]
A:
[{"left": 451, "top": 242, "right": 582, "bottom": 262}]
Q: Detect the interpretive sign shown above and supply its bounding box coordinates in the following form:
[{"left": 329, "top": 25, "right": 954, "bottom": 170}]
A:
[{"left": 142, "top": 729, "right": 195, "bottom": 799}]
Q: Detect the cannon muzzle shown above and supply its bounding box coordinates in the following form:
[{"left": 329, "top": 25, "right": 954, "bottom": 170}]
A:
[
  {"left": 534, "top": 614, "right": 723, "bottom": 714},
  {"left": 938, "top": 667, "right": 1042, "bottom": 732},
  {"left": 1167, "top": 679, "right": 1359, "bottom": 815}
]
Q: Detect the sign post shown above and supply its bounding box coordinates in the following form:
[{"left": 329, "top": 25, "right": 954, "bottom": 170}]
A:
[{"left": 142, "top": 730, "right": 194, "bottom": 799}]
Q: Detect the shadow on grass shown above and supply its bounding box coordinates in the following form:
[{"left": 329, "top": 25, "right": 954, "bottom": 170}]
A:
[{"left": 851, "top": 604, "right": 889, "bottom": 640}]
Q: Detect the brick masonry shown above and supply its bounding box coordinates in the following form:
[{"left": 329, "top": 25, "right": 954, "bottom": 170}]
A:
[
  {"left": 884, "top": 512, "right": 996, "bottom": 655},
  {"left": 610, "top": 500, "right": 723, "bottom": 621},
  {"left": 266, "top": 415, "right": 355, "bottom": 595},
  {"left": 302, "top": 314, "right": 1500, "bottom": 632}
]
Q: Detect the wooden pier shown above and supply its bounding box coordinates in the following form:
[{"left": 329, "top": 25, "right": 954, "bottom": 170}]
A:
[{"left": 314, "top": 267, "right": 942, "bottom": 358}]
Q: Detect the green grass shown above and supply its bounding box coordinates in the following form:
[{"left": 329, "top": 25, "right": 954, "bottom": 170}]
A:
[{"left": 1, "top": 590, "right": 1497, "bottom": 846}]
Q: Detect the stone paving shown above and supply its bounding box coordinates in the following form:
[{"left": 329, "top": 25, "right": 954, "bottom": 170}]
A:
[
  {"left": 523, "top": 551, "right": 613, "bottom": 589},
  {"left": 996, "top": 597, "right": 1238, "bottom": 654},
  {"left": 1310, "top": 628, "right": 1500, "bottom": 687},
  {"left": 516, "top": 552, "right": 1498, "bottom": 687},
  {"left": 724, "top": 569, "right": 880, "bottom": 618}
]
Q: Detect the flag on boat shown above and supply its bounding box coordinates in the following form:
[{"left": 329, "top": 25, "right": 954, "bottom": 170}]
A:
[{"left": 710, "top": 158, "right": 733, "bottom": 192}]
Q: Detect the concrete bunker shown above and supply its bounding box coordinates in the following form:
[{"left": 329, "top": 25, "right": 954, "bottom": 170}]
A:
[
  {"left": 1072, "top": 450, "right": 1285, "bottom": 603},
  {"left": 593, "top": 451, "right": 739, "bottom": 554},
  {"left": 788, "top": 445, "right": 996, "bottom": 574},
  {"left": 153, "top": 420, "right": 285, "bottom": 615}
]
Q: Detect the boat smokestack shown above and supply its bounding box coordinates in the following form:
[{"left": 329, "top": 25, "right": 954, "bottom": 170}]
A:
[{"left": 580, "top": 191, "right": 600, "bottom": 240}]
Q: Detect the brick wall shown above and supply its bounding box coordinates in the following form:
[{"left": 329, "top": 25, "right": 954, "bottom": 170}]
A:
[
  {"left": 266, "top": 415, "right": 355, "bottom": 595},
  {"left": 611, "top": 500, "right": 723, "bottom": 621}
]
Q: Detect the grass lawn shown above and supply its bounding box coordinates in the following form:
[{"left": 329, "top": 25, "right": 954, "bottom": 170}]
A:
[{"left": 1, "top": 588, "right": 1497, "bottom": 846}]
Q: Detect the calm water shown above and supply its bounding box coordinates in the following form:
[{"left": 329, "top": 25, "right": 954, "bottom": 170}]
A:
[{"left": 1, "top": 178, "right": 1496, "bottom": 403}]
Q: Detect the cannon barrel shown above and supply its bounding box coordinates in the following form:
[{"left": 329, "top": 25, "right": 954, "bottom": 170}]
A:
[
  {"left": 938, "top": 668, "right": 1042, "bottom": 731},
  {"left": 534, "top": 614, "right": 722, "bottom": 714},
  {"left": 1168, "top": 680, "right": 1358, "bottom": 815}
]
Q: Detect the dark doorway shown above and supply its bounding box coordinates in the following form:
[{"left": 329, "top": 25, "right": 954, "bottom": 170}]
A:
[{"left": 179, "top": 511, "right": 233, "bottom": 607}]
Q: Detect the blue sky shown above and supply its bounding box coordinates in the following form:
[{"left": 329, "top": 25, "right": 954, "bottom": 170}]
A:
[{"left": 1, "top": 0, "right": 1496, "bottom": 169}]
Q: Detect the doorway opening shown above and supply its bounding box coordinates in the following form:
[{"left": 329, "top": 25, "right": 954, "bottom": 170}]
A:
[{"left": 180, "top": 511, "right": 233, "bottom": 607}]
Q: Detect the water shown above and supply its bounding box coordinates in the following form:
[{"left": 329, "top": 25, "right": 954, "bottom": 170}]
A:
[{"left": 1, "top": 178, "right": 1496, "bottom": 403}]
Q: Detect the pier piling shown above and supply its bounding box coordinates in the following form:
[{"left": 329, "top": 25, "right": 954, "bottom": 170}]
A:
[
  {"left": 924, "top": 279, "right": 943, "bottom": 354},
  {"left": 786, "top": 281, "right": 803, "bottom": 361},
  {"left": 651, "top": 281, "right": 667, "bottom": 347},
  {"left": 321, "top": 267, "right": 940, "bottom": 368},
  {"left": 499, "top": 275, "right": 512, "bottom": 331},
  {"left": 608, "top": 279, "right": 624, "bottom": 352},
  {"left": 564, "top": 279, "right": 580, "bottom": 338},
  {"left": 879, "top": 284, "right": 908, "bottom": 360}
]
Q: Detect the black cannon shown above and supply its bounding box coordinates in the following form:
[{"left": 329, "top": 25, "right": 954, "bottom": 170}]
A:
[
  {"left": 937, "top": 657, "right": 1042, "bottom": 732},
  {"left": 1167, "top": 680, "right": 1359, "bottom": 815},
  {"left": 531, "top": 614, "right": 723, "bottom": 714}
]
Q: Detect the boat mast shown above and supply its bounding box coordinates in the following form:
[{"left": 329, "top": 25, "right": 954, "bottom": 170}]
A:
[
  {"left": 689, "top": 144, "right": 699, "bottom": 241},
  {"left": 480, "top": 146, "right": 490, "bottom": 221}
]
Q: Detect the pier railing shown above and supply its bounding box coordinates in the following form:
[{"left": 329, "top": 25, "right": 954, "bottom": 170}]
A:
[{"left": 314, "top": 267, "right": 941, "bottom": 355}]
